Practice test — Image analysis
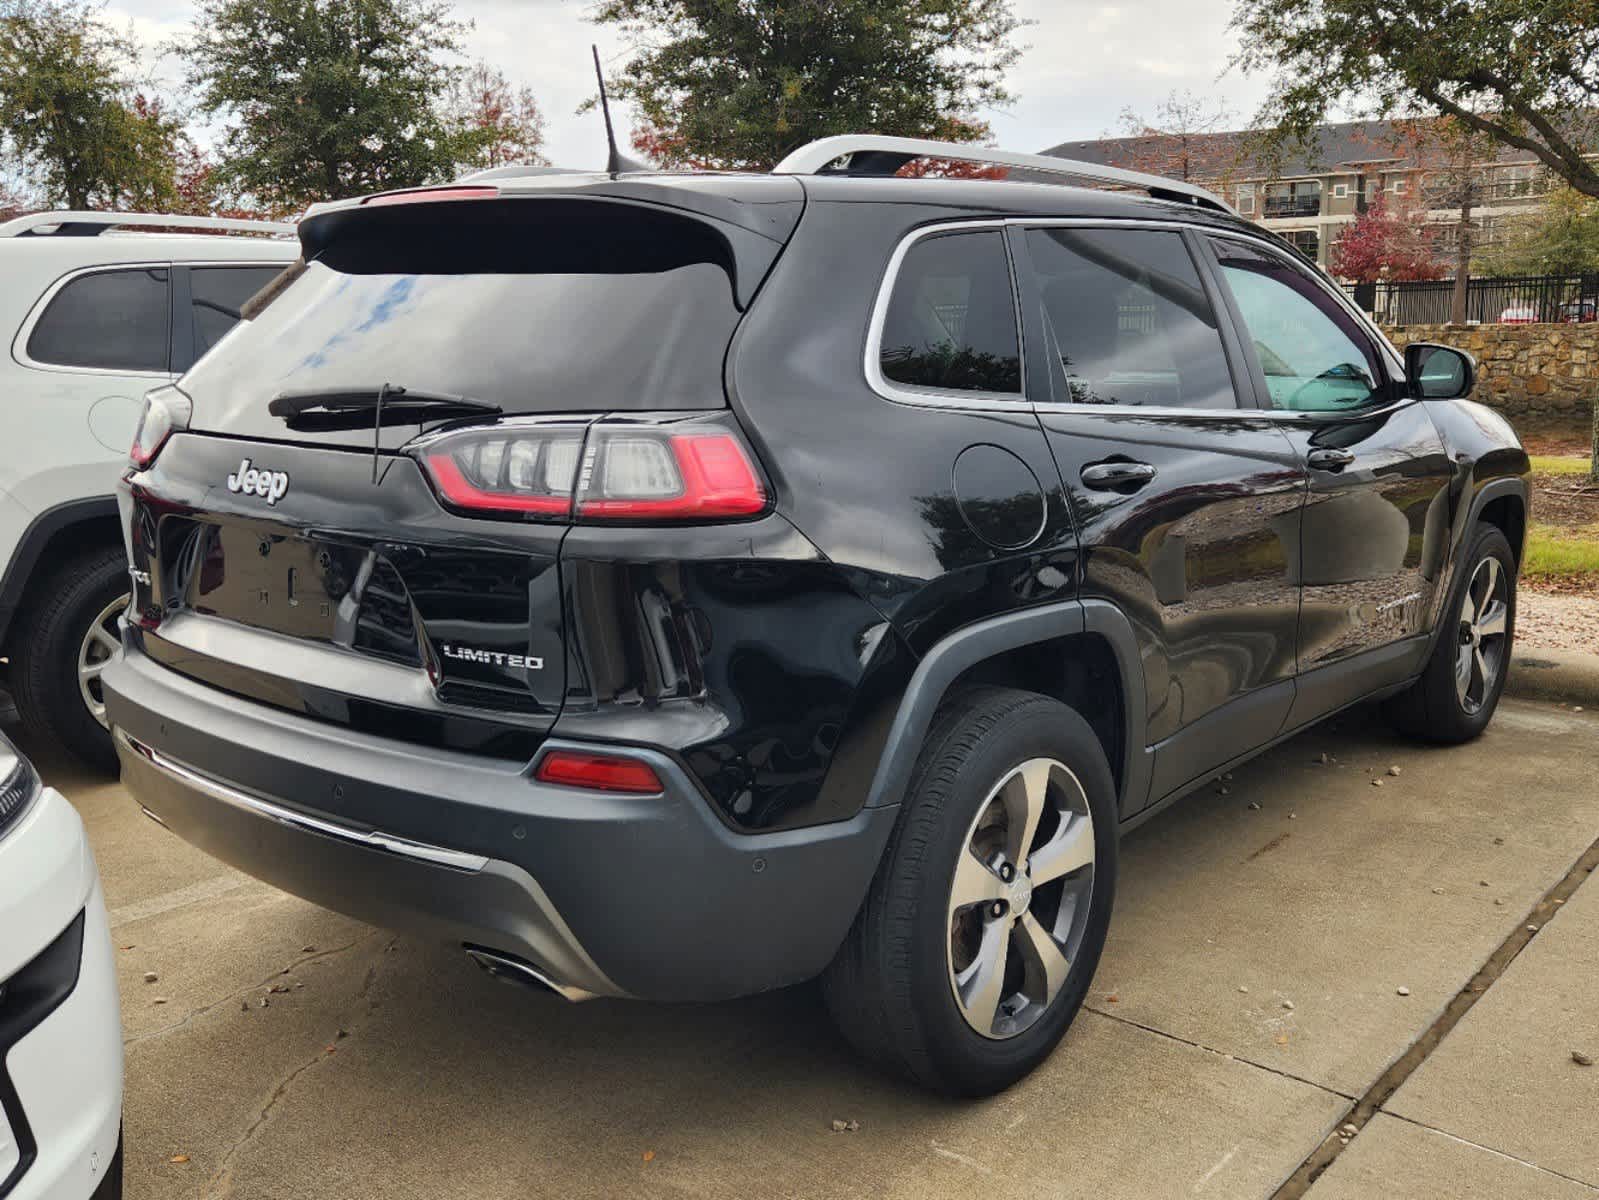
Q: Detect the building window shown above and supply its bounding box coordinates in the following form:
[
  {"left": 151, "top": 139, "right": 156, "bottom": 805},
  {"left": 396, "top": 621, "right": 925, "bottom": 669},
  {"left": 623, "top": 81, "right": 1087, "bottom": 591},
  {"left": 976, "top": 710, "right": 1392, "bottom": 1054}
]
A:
[
  {"left": 1333, "top": 183, "right": 1349, "bottom": 198},
  {"left": 1283, "top": 229, "right": 1320, "bottom": 260},
  {"left": 1387, "top": 178, "right": 1407, "bottom": 194},
  {"left": 1237, "top": 186, "right": 1255, "bottom": 215}
]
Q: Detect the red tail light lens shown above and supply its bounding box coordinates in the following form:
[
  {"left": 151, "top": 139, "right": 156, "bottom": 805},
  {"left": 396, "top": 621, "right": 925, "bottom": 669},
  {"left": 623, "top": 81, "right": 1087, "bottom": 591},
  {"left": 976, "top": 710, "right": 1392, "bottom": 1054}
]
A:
[
  {"left": 129, "top": 385, "right": 193, "bottom": 469},
  {"left": 414, "top": 421, "right": 768, "bottom": 524},
  {"left": 534, "top": 750, "right": 664, "bottom": 794}
]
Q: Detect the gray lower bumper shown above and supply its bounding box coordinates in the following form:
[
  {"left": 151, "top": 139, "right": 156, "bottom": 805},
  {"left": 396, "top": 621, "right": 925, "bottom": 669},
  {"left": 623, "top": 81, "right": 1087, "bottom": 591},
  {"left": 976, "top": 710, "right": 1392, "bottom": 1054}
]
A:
[{"left": 104, "top": 647, "right": 898, "bottom": 1003}]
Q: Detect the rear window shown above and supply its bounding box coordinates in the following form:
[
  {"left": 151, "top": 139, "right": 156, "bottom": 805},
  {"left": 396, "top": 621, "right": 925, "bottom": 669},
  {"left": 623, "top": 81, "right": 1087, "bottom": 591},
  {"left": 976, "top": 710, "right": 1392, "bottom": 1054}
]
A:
[
  {"left": 180, "top": 208, "right": 742, "bottom": 417},
  {"left": 27, "top": 267, "right": 170, "bottom": 372},
  {"left": 878, "top": 231, "right": 1021, "bottom": 395}
]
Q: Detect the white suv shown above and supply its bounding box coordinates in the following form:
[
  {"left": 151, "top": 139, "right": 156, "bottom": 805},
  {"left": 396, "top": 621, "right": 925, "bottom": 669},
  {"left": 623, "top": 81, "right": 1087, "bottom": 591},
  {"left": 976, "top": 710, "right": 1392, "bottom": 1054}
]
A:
[
  {"left": 0, "top": 729, "right": 121, "bottom": 1200},
  {"left": 0, "top": 212, "right": 296, "bottom": 768}
]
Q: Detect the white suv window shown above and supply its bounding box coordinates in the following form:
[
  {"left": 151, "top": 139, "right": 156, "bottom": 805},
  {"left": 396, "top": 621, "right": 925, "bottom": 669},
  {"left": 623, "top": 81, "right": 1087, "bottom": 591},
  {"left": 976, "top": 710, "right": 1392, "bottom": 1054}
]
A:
[
  {"left": 189, "top": 265, "right": 285, "bottom": 357},
  {"left": 26, "top": 267, "right": 170, "bottom": 372}
]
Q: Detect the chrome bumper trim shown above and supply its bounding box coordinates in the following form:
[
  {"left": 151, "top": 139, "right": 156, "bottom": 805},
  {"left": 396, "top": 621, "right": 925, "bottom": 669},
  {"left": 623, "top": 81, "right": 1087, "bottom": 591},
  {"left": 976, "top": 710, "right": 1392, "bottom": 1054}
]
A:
[{"left": 114, "top": 729, "right": 490, "bottom": 873}]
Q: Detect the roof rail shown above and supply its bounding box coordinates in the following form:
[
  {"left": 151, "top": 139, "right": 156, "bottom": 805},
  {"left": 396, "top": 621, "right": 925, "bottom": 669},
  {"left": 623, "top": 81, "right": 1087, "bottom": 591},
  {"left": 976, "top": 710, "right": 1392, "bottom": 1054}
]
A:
[
  {"left": 0, "top": 211, "right": 297, "bottom": 239},
  {"left": 771, "top": 136, "right": 1236, "bottom": 215}
]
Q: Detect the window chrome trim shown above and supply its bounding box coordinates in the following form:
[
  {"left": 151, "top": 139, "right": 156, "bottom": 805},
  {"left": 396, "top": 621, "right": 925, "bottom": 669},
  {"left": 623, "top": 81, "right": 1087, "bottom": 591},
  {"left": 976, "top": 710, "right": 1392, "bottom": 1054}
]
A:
[
  {"left": 11, "top": 261, "right": 176, "bottom": 379},
  {"left": 863, "top": 219, "right": 1031, "bottom": 410},
  {"left": 865, "top": 215, "right": 1419, "bottom": 421}
]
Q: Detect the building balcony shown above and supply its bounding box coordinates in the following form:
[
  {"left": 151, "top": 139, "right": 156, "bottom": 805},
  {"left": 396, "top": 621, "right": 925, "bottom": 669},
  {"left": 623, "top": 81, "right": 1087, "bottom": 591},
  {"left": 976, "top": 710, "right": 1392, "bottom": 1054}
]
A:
[{"left": 1263, "top": 197, "right": 1322, "bottom": 218}]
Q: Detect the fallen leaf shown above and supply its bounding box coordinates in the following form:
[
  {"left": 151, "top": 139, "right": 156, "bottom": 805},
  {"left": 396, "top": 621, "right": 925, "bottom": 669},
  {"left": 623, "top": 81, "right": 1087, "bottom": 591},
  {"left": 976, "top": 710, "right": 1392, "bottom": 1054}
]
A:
[
  {"left": 1105, "top": 993, "right": 1119, "bottom": 1003},
  {"left": 643, "top": 1150, "right": 656, "bottom": 1163},
  {"left": 169, "top": 1155, "right": 190, "bottom": 1164},
  {"left": 1572, "top": 1051, "right": 1594, "bottom": 1067},
  {"left": 1275, "top": 1034, "right": 1289, "bottom": 1045}
]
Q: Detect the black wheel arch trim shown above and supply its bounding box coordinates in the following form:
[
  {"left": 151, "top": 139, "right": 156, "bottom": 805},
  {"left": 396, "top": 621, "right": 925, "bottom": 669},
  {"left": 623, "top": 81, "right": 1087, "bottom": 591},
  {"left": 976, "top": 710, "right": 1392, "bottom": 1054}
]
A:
[
  {"left": 863, "top": 598, "right": 1152, "bottom": 820},
  {"left": 1421, "top": 475, "right": 1528, "bottom": 664},
  {"left": 0, "top": 496, "right": 122, "bottom": 650}
]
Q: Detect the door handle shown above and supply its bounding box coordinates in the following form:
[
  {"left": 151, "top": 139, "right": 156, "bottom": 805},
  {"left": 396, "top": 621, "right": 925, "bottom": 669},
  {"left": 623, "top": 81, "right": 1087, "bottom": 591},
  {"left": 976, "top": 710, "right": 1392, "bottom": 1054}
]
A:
[
  {"left": 1307, "top": 448, "right": 1357, "bottom": 471},
  {"left": 1080, "top": 461, "right": 1157, "bottom": 491}
]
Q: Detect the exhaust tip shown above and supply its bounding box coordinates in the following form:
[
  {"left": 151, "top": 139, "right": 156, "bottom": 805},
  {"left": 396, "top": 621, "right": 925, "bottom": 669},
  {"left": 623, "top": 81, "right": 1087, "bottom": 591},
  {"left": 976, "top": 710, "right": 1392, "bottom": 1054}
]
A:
[{"left": 464, "top": 945, "right": 593, "bottom": 1003}]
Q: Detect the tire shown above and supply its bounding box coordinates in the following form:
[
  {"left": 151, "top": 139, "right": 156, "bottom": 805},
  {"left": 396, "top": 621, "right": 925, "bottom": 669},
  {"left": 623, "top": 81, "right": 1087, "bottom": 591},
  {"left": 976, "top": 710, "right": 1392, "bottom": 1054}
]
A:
[
  {"left": 823, "top": 685, "right": 1118, "bottom": 1096},
  {"left": 1387, "top": 524, "right": 1516, "bottom": 744},
  {"left": 11, "top": 544, "right": 129, "bottom": 772}
]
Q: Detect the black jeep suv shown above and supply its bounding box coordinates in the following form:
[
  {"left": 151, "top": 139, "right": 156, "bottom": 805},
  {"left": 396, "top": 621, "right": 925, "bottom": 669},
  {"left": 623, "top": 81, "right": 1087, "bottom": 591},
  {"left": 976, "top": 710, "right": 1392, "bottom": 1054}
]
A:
[{"left": 105, "top": 136, "right": 1529, "bottom": 1095}]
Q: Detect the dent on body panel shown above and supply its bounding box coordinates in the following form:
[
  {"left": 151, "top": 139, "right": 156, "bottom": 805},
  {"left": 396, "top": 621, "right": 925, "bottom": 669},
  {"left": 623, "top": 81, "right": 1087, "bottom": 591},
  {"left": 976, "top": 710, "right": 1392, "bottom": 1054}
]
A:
[{"left": 556, "top": 529, "right": 904, "bottom": 831}]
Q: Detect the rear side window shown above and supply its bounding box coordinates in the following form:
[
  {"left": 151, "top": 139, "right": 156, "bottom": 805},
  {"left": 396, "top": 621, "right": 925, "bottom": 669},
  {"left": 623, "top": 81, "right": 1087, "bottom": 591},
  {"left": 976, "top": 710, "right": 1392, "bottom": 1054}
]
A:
[
  {"left": 26, "top": 267, "right": 170, "bottom": 372},
  {"left": 878, "top": 231, "right": 1022, "bottom": 395},
  {"left": 189, "top": 266, "right": 284, "bottom": 357},
  {"left": 1023, "top": 228, "right": 1235, "bottom": 409}
]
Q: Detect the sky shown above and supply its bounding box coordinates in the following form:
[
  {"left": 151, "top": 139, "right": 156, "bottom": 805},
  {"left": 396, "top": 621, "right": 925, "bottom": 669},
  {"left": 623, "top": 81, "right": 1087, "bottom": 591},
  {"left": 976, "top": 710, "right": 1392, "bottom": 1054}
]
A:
[{"left": 102, "top": 0, "right": 1279, "bottom": 170}]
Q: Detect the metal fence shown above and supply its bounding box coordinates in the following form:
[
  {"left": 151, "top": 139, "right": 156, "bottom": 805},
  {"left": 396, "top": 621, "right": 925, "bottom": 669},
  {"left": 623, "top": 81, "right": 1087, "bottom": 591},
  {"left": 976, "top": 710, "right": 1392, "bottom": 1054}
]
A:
[{"left": 1350, "top": 274, "right": 1599, "bottom": 325}]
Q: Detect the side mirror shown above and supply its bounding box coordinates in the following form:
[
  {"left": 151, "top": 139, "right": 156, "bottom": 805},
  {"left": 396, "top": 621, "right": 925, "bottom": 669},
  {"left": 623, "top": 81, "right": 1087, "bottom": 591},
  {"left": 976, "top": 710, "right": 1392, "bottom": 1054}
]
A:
[{"left": 1405, "top": 342, "right": 1476, "bottom": 400}]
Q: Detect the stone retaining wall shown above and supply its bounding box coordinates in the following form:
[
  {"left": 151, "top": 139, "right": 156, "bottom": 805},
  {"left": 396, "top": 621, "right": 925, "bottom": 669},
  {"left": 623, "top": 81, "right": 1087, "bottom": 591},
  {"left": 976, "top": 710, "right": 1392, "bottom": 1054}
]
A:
[{"left": 1386, "top": 323, "right": 1597, "bottom": 417}]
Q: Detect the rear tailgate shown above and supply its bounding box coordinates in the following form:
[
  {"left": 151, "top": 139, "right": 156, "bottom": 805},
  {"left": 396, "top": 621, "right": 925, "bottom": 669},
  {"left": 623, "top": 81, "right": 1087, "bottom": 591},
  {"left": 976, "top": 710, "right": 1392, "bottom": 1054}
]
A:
[{"left": 123, "top": 430, "right": 580, "bottom": 760}]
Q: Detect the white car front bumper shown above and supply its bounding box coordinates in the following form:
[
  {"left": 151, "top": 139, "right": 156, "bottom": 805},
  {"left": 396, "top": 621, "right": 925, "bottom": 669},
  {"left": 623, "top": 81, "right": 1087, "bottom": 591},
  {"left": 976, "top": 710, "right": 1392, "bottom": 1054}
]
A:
[{"left": 0, "top": 786, "right": 122, "bottom": 1200}]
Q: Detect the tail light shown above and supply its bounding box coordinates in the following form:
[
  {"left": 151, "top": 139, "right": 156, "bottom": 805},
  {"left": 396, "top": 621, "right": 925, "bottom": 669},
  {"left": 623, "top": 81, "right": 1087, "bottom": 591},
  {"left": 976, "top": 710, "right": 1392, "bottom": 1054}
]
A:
[
  {"left": 414, "top": 419, "right": 769, "bottom": 523},
  {"left": 129, "top": 385, "right": 193, "bottom": 469},
  {"left": 534, "top": 749, "right": 664, "bottom": 794}
]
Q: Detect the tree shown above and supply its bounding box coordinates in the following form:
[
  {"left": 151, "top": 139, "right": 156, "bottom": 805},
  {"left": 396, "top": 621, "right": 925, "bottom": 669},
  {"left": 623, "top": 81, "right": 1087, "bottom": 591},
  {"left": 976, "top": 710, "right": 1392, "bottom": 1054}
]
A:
[
  {"left": 1108, "top": 90, "right": 1237, "bottom": 183},
  {"left": 183, "top": 0, "right": 474, "bottom": 210},
  {"left": 1475, "top": 187, "right": 1599, "bottom": 277},
  {"left": 1329, "top": 195, "right": 1445, "bottom": 282},
  {"left": 592, "top": 0, "right": 1023, "bottom": 170},
  {"left": 1231, "top": 0, "right": 1599, "bottom": 198},
  {"left": 445, "top": 61, "right": 546, "bottom": 174},
  {"left": 0, "top": 0, "right": 184, "bottom": 209}
]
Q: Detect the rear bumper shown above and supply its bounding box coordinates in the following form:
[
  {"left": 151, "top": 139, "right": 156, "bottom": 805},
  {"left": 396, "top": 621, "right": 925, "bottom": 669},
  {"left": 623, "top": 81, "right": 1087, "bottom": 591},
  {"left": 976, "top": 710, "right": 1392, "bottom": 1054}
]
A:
[{"left": 104, "top": 647, "right": 897, "bottom": 1003}]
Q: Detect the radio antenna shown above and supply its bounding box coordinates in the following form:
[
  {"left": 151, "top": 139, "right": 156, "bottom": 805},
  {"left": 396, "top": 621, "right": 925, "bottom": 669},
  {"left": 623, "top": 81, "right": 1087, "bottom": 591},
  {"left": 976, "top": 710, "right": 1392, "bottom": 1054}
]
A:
[{"left": 592, "top": 44, "right": 645, "bottom": 176}]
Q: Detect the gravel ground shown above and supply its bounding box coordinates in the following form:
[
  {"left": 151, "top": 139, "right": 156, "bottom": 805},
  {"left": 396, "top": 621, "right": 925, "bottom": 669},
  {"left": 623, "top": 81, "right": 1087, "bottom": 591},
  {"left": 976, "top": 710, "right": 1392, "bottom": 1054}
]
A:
[{"left": 1519, "top": 588, "right": 1599, "bottom": 656}]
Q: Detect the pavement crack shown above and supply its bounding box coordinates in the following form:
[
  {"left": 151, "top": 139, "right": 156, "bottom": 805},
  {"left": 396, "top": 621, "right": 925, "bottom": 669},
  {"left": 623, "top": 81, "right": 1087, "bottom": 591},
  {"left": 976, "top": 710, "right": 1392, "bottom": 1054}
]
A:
[
  {"left": 1083, "top": 1005, "right": 1355, "bottom": 1099},
  {"left": 125, "top": 932, "right": 379, "bottom": 1048},
  {"left": 1380, "top": 1112, "right": 1599, "bottom": 1195},
  {"left": 202, "top": 936, "right": 398, "bottom": 1200},
  {"left": 1267, "top": 835, "right": 1599, "bottom": 1199}
]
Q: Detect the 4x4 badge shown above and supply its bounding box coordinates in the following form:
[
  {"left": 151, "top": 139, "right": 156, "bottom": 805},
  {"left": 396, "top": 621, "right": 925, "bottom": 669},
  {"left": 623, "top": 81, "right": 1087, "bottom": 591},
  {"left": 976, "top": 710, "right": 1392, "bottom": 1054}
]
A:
[{"left": 226, "top": 458, "right": 290, "bottom": 506}]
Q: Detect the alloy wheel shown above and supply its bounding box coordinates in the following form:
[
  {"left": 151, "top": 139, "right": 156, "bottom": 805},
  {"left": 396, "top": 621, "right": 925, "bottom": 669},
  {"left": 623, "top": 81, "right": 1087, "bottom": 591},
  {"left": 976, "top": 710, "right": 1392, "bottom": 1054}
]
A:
[
  {"left": 78, "top": 593, "right": 129, "bottom": 730},
  {"left": 946, "top": 757, "right": 1096, "bottom": 1040},
  {"left": 1455, "top": 556, "right": 1509, "bottom": 716}
]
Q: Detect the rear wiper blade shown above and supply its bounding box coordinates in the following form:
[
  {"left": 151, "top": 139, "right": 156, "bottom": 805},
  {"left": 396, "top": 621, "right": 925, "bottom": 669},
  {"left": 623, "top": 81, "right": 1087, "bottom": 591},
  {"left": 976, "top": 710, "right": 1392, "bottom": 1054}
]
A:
[{"left": 268, "top": 386, "right": 502, "bottom": 432}]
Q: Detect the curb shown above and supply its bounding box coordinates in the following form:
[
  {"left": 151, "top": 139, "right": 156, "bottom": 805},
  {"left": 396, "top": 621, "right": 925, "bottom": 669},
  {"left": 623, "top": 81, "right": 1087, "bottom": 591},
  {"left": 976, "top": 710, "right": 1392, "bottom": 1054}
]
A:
[{"left": 1505, "top": 648, "right": 1599, "bottom": 708}]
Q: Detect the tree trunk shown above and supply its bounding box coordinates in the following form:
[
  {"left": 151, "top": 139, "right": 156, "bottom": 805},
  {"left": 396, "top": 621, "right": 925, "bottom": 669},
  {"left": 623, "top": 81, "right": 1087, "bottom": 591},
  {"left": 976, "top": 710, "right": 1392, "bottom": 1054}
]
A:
[
  {"left": 1590, "top": 394, "right": 1598, "bottom": 484},
  {"left": 1450, "top": 193, "right": 1473, "bottom": 326}
]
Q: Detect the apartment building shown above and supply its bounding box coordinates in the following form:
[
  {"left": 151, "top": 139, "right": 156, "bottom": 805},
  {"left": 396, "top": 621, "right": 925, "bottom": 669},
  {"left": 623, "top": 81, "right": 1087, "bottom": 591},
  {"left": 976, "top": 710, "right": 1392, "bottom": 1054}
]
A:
[{"left": 1041, "top": 119, "right": 1552, "bottom": 271}]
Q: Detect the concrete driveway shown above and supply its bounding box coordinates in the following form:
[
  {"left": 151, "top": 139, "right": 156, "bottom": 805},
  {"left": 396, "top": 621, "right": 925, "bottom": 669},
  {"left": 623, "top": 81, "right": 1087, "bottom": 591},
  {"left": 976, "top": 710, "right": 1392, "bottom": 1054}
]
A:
[{"left": 25, "top": 697, "right": 1599, "bottom": 1199}]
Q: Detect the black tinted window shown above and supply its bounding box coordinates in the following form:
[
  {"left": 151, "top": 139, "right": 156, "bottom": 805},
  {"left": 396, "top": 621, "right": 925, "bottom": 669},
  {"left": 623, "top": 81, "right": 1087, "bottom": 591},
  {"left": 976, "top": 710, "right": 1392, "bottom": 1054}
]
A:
[
  {"left": 27, "top": 268, "right": 170, "bottom": 372},
  {"left": 190, "top": 266, "right": 284, "bottom": 357},
  {"left": 1025, "top": 228, "right": 1235, "bottom": 409},
  {"left": 879, "top": 231, "right": 1021, "bottom": 394}
]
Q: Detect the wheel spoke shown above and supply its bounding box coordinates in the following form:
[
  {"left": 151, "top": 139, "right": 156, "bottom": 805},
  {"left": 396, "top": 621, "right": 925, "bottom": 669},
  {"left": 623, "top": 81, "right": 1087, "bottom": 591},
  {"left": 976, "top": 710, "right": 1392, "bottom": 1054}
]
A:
[
  {"left": 79, "top": 660, "right": 106, "bottom": 684},
  {"left": 1027, "top": 813, "right": 1094, "bottom": 884},
  {"left": 955, "top": 918, "right": 1011, "bottom": 1034},
  {"left": 1476, "top": 599, "right": 1507, "bottom": 640},
  {"left": 1459, "top": 586, "right": 1478, "bottom": 625},
  {"left": 1480, "top": 557, "right": 1501, "bottom": 604},
  {"left": 1015, "top": 911, "right": 1070, "bottom": 1008},
  {"left": 91, "top": 624, "right": 120, "bottom": 656},
  {"left": 950, "top": 848, "right": 1008, "bottom": 911},
  {"left": 1002, "top": 759, "right": 1051, "bottom": 866},
  {"left": 1473, "top": 646, "right": 1490, "bottom": 697},
  {"left": 1455, "top": 644, "right": 1473, "bottom": 703}
]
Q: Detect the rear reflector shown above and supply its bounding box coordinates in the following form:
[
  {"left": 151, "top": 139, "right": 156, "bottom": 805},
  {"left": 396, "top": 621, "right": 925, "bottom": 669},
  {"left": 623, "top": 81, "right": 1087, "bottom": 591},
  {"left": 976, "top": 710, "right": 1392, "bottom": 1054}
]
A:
[
  {"left": 534, "top": 750, "right": 664, "bottom": 794},
  {"left": 364, "top": 186, "right": 499, "bottom": 207}
]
